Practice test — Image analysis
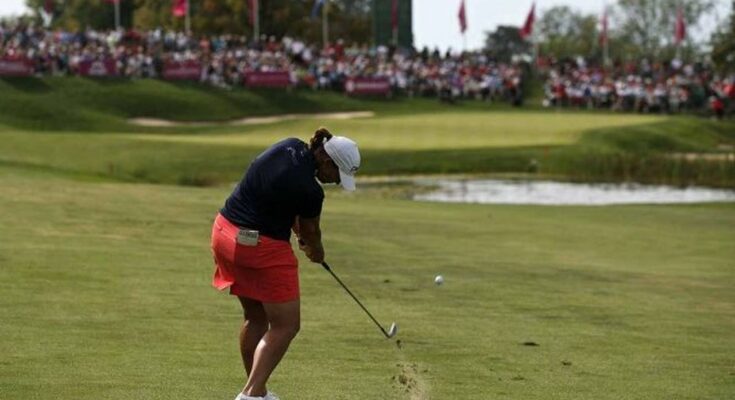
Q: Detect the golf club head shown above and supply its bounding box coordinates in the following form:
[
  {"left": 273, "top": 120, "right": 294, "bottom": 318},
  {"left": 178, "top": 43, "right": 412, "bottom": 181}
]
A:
[{"left": 387, "top": 322, "right": 398, "bottom": 338}]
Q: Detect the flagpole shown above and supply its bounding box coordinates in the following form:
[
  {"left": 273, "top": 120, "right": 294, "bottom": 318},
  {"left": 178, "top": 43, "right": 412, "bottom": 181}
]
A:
[
  {"left": 392, "top": 0, "right": 399, "bottom": 46},
  {"left": 675, "top": 2, "right": 682, "bottom": 60},
  {"left": 674, "top": 1, "right": 682, "bottom": 61},
  {"left": 531, "top": 6, "right": 537, "bottom": 73},
  {"left": 114, "top": 0, "right": 120, "bottom": 30},
  {"left": 322, "top": 0, "right": 329, "bottom": 49},
  {"left": 185, "top": 0, "right": 191, "bottom": 33},
  {"left": 602, "top": 4, "right": 610, "bottom": 69},
  {"left": 464, "top": 0, "right": 467, "bottom": 52},
  {"left": 254, "top": 0, "right": 260, "bottom": 43},
  {"left": 532, "top": 37, "right": 538, "bottom": 74},
  {"left": 458, "top": 0, "right": 467, "bottom": 52}
]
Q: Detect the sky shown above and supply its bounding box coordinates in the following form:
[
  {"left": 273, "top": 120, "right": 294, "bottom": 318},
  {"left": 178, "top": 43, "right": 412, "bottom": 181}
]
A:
[
  {"left": 0, "top": 0, "right": 731, "bottom": 51},
  {"left": 414, "top": 0, "right": 731, "bottom": 51}
]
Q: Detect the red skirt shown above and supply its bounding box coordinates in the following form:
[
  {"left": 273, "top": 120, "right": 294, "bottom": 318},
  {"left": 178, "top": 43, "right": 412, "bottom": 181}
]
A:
[{"left": 211, "top": 213, "right": 299, "bottom": 303}]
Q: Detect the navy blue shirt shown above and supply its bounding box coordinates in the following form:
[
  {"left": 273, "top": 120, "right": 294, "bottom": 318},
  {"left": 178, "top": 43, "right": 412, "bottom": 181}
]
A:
[{"left": 220, "top": 138, "right": 324, "bottom": 241}]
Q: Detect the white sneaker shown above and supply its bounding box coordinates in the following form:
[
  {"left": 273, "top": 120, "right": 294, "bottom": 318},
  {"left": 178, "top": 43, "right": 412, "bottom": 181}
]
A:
[
  {"left": 234, "top": 391, "right": 280, "bottom": 400},
  {"left": 234, "top": 394, "right": 266, "bottom": 400}
]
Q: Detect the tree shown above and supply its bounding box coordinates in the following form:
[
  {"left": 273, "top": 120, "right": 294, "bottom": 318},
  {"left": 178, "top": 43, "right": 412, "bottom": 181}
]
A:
[
  {"left": 24, "top": 0, "right": 372, "bottom": 45},
  {"left": 711, "top": 0, "right": 735, "bottom": 71},
  {"left": 188, "top": 0, "right": 372, "bottom": 44},
  {"left": 26, "top": 0, "right": 135, "bottom": 30},
  {"left": 537, "top": 6, "right": 599, "bottom": 60},
  {"left": 614, "top": 0, "right": 716, "bottom": 60},
  {"left": 332, "top": 0, "right": 371, "bottom": 45},
  {"left": 336, "top": 0, "right": 371, "bottom": 16},
  {"left": 484, "top": 26, "right": 532, "bottom": 62}
]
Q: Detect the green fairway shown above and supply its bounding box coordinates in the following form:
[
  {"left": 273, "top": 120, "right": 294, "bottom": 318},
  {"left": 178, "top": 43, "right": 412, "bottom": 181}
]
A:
[
  {"left": 1, "top": 81, "right": 734, "bottom": 399},
  {"left": 1, "top": 166, "right": 734, "bottom": 399}
]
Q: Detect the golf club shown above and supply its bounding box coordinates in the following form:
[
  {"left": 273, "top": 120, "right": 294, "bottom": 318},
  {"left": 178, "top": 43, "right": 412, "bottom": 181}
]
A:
[{"left": 321, "top": 261, "right": 398, "bottom": 339}]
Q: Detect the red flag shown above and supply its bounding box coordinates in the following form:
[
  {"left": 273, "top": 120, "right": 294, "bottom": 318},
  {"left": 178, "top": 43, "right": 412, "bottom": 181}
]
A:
[
  {"left": 247, "top": 0, "right": 259, "bottom": 26},
  {"left": 391, "top": 0, "right": 399, "bottom": 32},
  {"left": 458, "top": 0, "right": 467, "bottom": 34},
  {"left": 599, "top": 8, "right": 608, "bottom": 46},
  {"left": 675, "top": 7, "right": 686, "bottom": 45},
  {"left": 520, "top": 3, "right": 535, "bottom": 40},
  {"left": 172, "top": 0, "right": 187, "bottom": 18}
]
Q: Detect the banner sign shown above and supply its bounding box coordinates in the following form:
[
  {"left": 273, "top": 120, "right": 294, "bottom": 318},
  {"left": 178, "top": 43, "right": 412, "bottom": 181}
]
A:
[
  {"left": 78, "top": 59, "right": 118, "bottom": 77},
  {"left": 345, "top": 77, "right": 391, "bottom": 96},
  {"left": 0, "top": 57, "right": 33, "bottom": 77},
  {"left": 244, "top": 71, "right": 291, "bottom": 88},
  {"left": 163, "top": 60, "right": 202, "bottom": 80}
]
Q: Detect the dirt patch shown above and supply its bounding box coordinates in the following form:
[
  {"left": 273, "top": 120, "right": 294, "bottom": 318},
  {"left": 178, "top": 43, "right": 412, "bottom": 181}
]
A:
[
  {"left": 392, "top": 362, "right": 430, "bottom": 400},
  {"left": 128, "top": 111, "right": 375, "bottom": 127}
]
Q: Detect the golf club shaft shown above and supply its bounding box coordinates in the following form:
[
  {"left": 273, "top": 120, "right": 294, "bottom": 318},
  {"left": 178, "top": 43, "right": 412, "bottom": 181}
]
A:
[{"left": 321, "top": 261, "right": 390, "bottom": 338}]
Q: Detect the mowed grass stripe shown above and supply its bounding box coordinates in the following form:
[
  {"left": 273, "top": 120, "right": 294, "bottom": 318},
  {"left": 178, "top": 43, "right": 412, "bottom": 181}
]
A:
[{"left": 1, "top": 167, "right": 733, "bottom": 399}]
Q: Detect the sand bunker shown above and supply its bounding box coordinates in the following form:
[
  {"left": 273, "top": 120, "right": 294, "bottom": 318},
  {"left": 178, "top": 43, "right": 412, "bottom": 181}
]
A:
[{"left": 129, "top": 111, "right": 375, "bottom": 127}]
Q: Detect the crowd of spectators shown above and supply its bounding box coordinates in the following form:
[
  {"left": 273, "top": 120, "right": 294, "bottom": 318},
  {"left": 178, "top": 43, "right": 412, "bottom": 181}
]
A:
[
  {"left": 4, "top": 23, "right": 732, "bottom": 117},
  {"left": 541, "top": 57, "right": 735, "bottom": 118},
  {"left": 0, "top": 23, "right": 526, "bottom": 103}
]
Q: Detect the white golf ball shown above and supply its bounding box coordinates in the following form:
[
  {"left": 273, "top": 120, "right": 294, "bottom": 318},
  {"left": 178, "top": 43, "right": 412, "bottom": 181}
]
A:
[{"left": 434, "top": 275, "right": 444, "bottom": 285}]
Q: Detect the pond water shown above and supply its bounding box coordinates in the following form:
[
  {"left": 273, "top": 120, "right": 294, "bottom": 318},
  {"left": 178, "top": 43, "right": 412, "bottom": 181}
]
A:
[{"left": 412, "top": 179, "right": 735, "bottom": 206}]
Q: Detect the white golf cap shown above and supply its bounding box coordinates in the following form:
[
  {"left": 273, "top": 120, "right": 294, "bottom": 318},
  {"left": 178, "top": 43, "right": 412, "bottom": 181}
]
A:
[{"left": 324, "top": 136, "right": 361, "bottom": 191}]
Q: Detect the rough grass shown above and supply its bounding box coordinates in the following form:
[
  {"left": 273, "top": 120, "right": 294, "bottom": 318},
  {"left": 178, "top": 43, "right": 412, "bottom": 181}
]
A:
[{"left": 1, "top": 166, "right": 733, "bottom": 399}]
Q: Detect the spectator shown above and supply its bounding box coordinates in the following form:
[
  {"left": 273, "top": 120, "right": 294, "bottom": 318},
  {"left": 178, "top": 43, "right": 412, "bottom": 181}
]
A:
[{"left": 541, "top": 56, "right": 727, "bottom": 115}]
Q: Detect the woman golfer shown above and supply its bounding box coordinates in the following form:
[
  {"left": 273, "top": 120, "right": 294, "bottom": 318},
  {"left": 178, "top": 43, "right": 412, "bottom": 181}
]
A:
[{"left": 210, "top": 128, "right": 360, "bottom": 400}]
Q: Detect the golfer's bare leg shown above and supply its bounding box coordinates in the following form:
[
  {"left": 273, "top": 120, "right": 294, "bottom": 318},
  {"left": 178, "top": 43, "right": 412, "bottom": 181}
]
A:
[
  {"left": 243, "top": 300, "right": 300, "bottom": 397},
  {"left": 238, "top": 297, "right": 268, "bottom": 375}
]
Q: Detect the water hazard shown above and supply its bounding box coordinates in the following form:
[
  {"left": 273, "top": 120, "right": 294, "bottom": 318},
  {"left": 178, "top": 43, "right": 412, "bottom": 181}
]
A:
[{"left": 413, "top": 179, "right": 735, "bottom": 206}]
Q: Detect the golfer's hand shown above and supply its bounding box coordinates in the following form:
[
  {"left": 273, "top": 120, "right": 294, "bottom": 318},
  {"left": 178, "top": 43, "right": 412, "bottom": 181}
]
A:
[
  {"left": 306, "top": 248, "right": 325, "bottom": 264},
  {"left": 298, "top": 238, "right": 324, "bottom": 263}
]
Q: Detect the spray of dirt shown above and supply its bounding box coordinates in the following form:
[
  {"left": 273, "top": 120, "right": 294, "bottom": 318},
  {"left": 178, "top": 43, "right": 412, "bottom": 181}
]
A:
[{"left": 391, "top": 341, "right": 431, "bottom": 399}]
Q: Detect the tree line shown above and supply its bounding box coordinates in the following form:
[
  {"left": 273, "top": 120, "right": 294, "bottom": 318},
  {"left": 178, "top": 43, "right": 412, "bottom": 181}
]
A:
[
  {"left": 26, "top": 0, "right": 372, "bottom": 44},
  {"left": 486, "top": 0, "right": 733, "bottom": 69}
]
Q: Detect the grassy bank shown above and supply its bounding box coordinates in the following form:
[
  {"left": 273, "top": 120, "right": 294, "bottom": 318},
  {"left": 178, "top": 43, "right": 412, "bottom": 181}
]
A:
[
  {"left": 1, "top": 77, "right": 734, "bottom": 187},
  {"left": 1, "top": 112, "right": 733, "bottom": 188},
  {"left": 0, "top": 77, "right": 501, "bottom": 132}
]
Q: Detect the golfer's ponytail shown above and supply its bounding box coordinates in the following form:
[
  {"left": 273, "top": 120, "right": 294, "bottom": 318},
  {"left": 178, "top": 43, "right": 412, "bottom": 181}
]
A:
[{"left": 310, "top": 127, "right": 333, "bottom": 151}]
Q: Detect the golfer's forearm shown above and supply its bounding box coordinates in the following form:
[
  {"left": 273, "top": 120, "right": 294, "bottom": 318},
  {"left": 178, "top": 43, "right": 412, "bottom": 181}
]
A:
[
  {"left": 298, "top": 217, "right": 324, "bottom": 262},
  {"left": 297, "top": 217, "right": 324, "bottom": 256},
  {"left": 299, "top": 227, "right": 323, "bottom": 251}
]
